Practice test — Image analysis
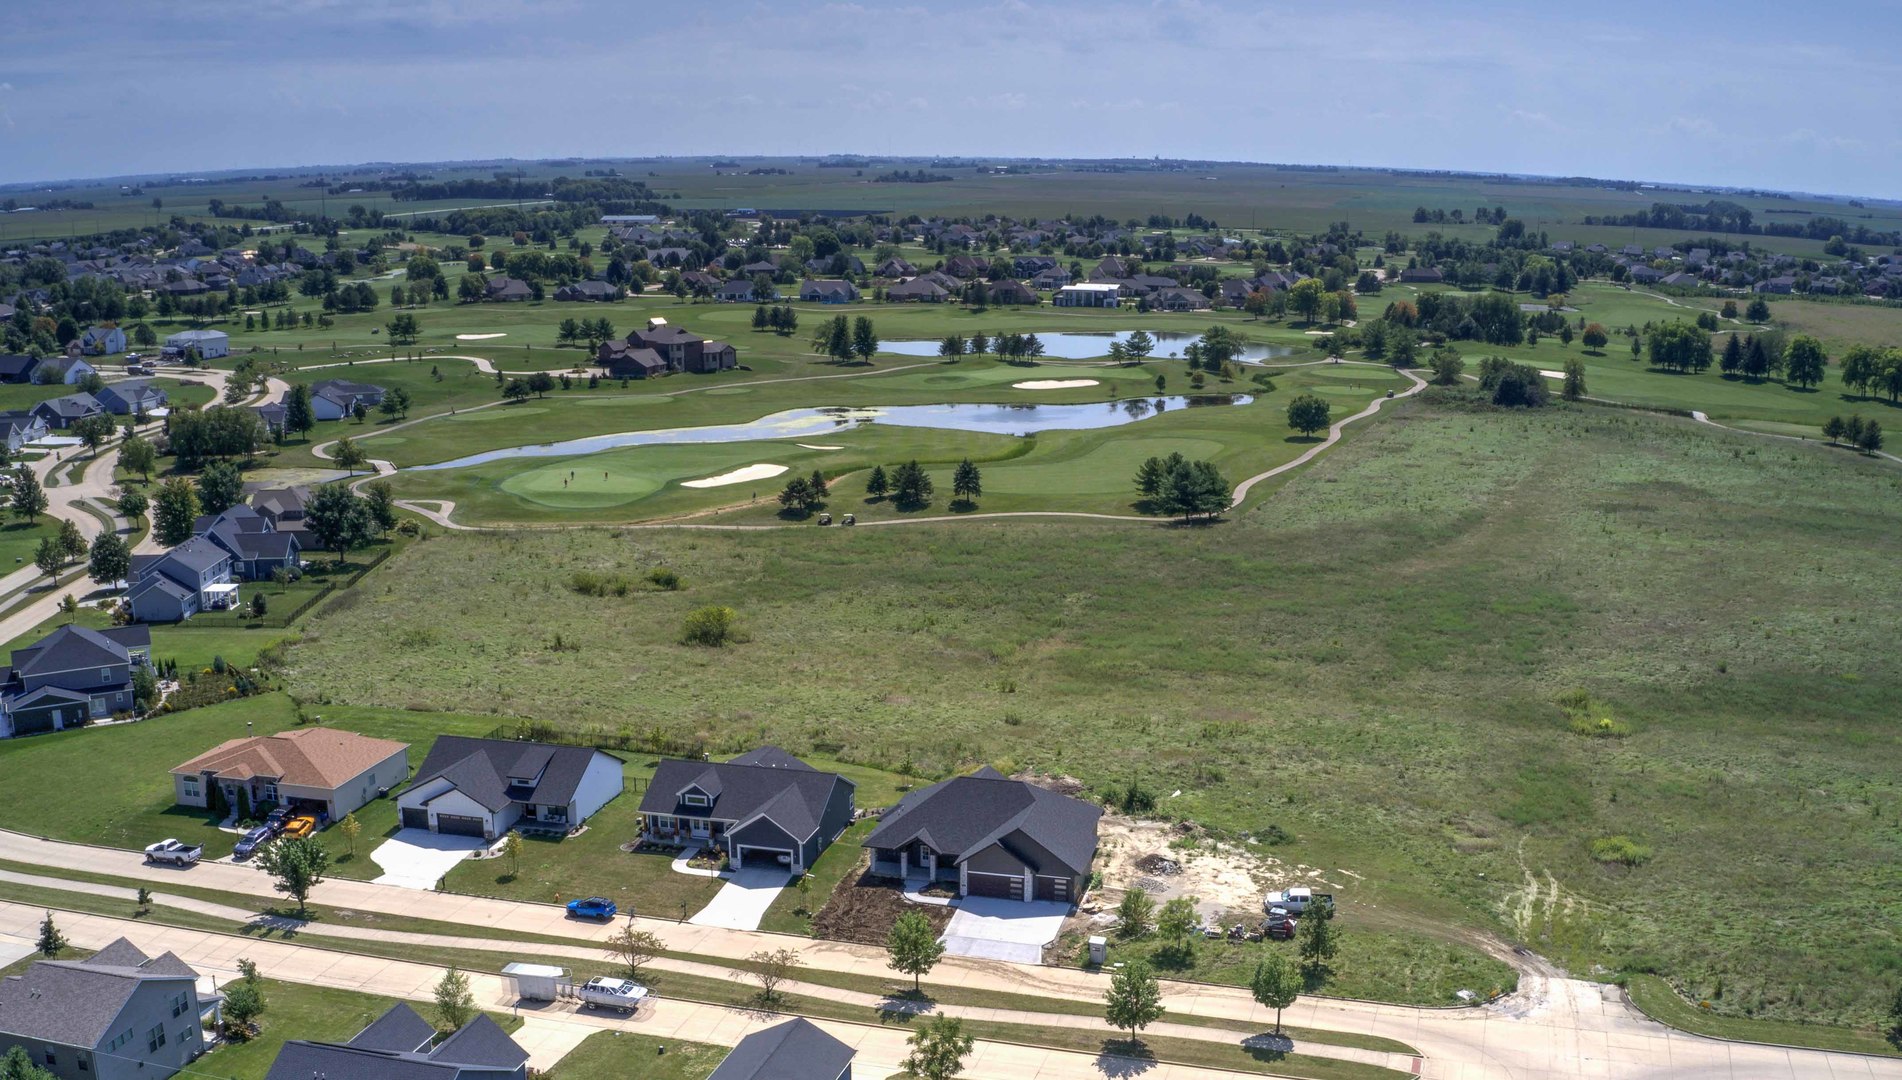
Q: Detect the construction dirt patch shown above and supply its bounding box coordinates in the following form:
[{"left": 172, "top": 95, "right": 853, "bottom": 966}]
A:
[
  {"left": 812, "top": 863, "right": 955, "bottom": 946},
  {"left": 1087, "top": 815, "right": 1356, "bottom": 926}
]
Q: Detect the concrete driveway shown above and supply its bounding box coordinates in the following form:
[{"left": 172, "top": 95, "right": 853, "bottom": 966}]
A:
[
  {"left": 369, "top": 829, "right": 488, "bottom": 890},
  {"left": 687, "top": 867, "right": 791, "bottom": 930},
  {"left": 941, "top": 897, "right": 1071, "bottom": 964}
]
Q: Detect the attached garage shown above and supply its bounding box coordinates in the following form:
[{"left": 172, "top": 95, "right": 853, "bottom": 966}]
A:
[
  {"left": 436, "top": 814, "right": 486, "bottom": 838},
  {"left": 401, "top": 807, "right": 429, "bottom": 830},
  {"left": 1035, "top": 876, "right": 1072, "bottom": 902},
  {"left": 9, "top": 710, "right": 57, "bottom": 737},
  {"left": 735, "top": 845, "right": 792, "bottom": 870},
  {"left": 966, "top": 872, "right": 1024, "bottom": 900}
]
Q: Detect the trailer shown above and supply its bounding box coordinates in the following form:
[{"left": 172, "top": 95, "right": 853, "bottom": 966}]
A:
[{"left": 501, "top": 963, "right": 568, "bottom": 1003}]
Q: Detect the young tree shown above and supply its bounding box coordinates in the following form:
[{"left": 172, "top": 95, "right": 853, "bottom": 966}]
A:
[
  {"left": 337, "top": 812, "right": 361, "bottom": 857},
  {"left": 223, "top": 978, "right": 266, "bottom": 1033},
  {"left": 254, "top": 834, "right": 329, "bottom": 914},
  {"left": 502, "top": 378, "right": 532, "bottom": 403},
  {"left": 197, "top": 460, "right": 244, "bottom": 515},
  {"left": 746, "top": 947, "right": 802, "bottom": 1003},
  {"left": 865, "top": 464, "right": 890, "bottom": 500},
  {"left": 1298, "top": 902, "right": 1338, "bottom": 981},
  {"left": 433, "top": 967, "right": 476, "bottom": 1032},
  {"left": 1155, "top": 896, "right": 1199, "bottom": 965},
  {"left": 1104, "top": 959, "right": 1164, "bottom": 1042},
  {"left": 1822, "top": 415, "right": 1846, "bottom": 444},
  {"left": 1251, "top": 952, "right": 1301, "bottom": 1035},
  {"left": 284, "top": 382, "right": 315, "bottom": 439},
  {"left": 950, "top": 459, "right": 982, "bottom": 506},
  {"left": 1286, "top": 393, "right": 1331, "bottom": 438},
  {"left": 887, "top": 909, "right": 947, "bottom": 993},
  {"left": 1581, "top": 323, "right": 1609, "bottom": 350},
  {"left": 607, "top": 923, "right": 664, "bottom": 981},
  {"left": 33, "top": 537, "right": 64, "bottom": 583},
  {"left": 118, "top": 488, "right": 149, "bottom": 523},
  {"left": 852, "top": 316, "right": 879, "bottom": 362},
  {"left": 11, "top": 466, "right": 46, "bottom": 524},
  {"left": 902, "top": 1015, "right": 975, "bottom": 1080},
  {"left": 1720, "top": 332, "right": 1744, "bottom": 374},
  {"left": 120, "top": 434, "right": 158, "bottom": 480},
  {"left": 1856, "top": 419, "right": 1884, "bottom": 453},
  {"left": 88, "top": 530, "right": 129, "bottom": 584},
  {"left": 35, "top": 911, "right": 65, "bottom": 956},
  {"left": 502, "top": 831, "right": 524, "bottom": 878},
  {"left": 1116, "top": 888, "right": 1156, "bottom": 938},
  {"left": 890, "top": 460, "right": 934, "bottom": 509},
  {"left": 1562, "top": 360, "right": 1587, "bottom": 401},
  {"left": 71, "top": 413, "right": 115, "bottom": 457},
  {"left": 330, "top": 437, "right": 370, "bottom": 476},
  {"left": 777, "top": 476, "right": 820, "bottom": 517}
]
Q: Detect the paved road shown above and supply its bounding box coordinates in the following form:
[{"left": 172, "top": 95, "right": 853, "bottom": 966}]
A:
[{"left": 2, "top": 830, "right": 1894, "bottom": 1080}]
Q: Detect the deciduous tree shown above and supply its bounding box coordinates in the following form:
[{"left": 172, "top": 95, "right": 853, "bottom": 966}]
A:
[
  {"left": 1251, "top": 952, "right": 1301, "bottom": 1034},
  {"left": 1104, "top": 959, "right": 1164, "bottom": 1041},
  {"left": 903, "top": 1016, "right": 974, "bottom": 1080},
  {"left": 887, "top": 910, "right": 946, "bottom": 992},
  {"left": 254, "top": 835, "right": 329, "bottom": 915}
]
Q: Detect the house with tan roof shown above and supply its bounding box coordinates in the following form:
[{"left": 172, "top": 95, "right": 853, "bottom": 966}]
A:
[{"left": 171, "top": 727, "right": 410, "bottom": 822}]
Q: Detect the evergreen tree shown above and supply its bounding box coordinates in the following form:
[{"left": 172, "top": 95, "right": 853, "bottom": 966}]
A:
[
  {"left": 951, "top": 459, "right": 982, "bottom": 506},
  {"left": 865, "top": 464, "right": 890, "bottom": 500}
]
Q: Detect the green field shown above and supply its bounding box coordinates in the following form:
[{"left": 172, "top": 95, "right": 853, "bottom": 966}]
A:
[{"left": 282, "top": 392, "right": 1902, "bottom": 1029}]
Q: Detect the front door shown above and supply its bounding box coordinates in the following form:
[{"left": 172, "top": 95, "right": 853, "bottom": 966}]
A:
[{"left": 689, "top": 819, "right": 711, "bottom": 840}]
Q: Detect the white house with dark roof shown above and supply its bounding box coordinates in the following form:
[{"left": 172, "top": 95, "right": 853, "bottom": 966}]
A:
[
  {"left": 396, "top": 736, "right": 623, "bottom": 839},
  {"left": 637, "top": 746, "right": 855, "bottom": 871},
  {"left": 127, "top": 536, "right": 237, "bottom": 623},
  {"left": 0, "top": 410, "right": 49, "bottom": 451},
  {"left": 0, "top": 937, "right": 216, "bottom": 1080},
  {"left": 0, "top": 623, "right": 150, "bottom": 737},
  {"left": 263, "top": 1002, "right": 527, "bottom": 1080},
  {"left": 162, "top": 329, "right": 228, "bottom": 360},
  {"left": 308, "top": 378, "right": 386, "bottom": 421},
  {"left": 78, "top": 325, "right": 127, "bottom": 355},
  {"left": 863, "top": 766, "right": 1102, "bottom": 903}
]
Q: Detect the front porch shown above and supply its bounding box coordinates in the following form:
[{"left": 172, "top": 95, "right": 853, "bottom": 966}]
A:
[
  {"left": 870, "top": 846, "right": 960, "bottom": 886},
  {"left": 640, "top": 813, "right": 726, "bottom": 849}
]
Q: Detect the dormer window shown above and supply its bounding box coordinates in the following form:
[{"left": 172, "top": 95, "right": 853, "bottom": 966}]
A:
[{"left": 683, "top": 793, "right": 709, "bottom": 807}]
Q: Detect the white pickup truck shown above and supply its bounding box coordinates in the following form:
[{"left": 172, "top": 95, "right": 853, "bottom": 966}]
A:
[
  {"left": 577, "top": 976, "right": 648, "bottom": 1014},
  {"left": 1262, "top": 887, "right": 1334, "bottom": 915},
  {"left": 143, "top": 839, "right": 202, "bottom": 867}
]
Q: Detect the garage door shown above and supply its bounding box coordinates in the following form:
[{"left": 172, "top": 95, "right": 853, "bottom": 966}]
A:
[
  {"left": 736, "top": 846, "right": 791, "bottom": 870},
  {"left": 1035, "top": 876, "right": 1071, "bottom": 902},
  {"left": 966, "top": 872, "right": 1024, "bottom": 900},
  {"left": 436, "top": 814, "right": 486, "bottom": 837},
  {"left": 10, "top": 711, "right": 54, "bottom": 736},
  {"left": 401, "top": 807, "right": 429, "bottom": 830}
]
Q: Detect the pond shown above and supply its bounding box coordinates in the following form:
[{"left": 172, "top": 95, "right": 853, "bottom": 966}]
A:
[
  {"left": 411, "top": 395, "right": 1254, "bottom": 471},
  {"left": 880, "top": 330, "right": 1294, "bottom": 363}
]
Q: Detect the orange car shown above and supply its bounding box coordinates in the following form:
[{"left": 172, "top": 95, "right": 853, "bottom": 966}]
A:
[{"left": 280, "top": 814, "right": 318, "bottom": 840}]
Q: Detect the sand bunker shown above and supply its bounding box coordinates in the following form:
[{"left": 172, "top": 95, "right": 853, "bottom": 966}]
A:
[
  {"left": 681, "top": 463, "right": 788, "bottom": 488},
  {"left": 1539, "top": 369, "right": 1565, "bottom": 379},
  {"left": 455, "top": 332, "right": 507, "bottom": 341},
  {"left": 796, "top": 443, "right": 844, "bottom": 451},
  {"left": 1013, "top": 379, "right": 1100, "bottom": 390}
]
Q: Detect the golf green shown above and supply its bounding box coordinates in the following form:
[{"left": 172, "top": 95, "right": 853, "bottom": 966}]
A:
[{"left": 500, "top": 464, "right": 667, "bottom": 508}]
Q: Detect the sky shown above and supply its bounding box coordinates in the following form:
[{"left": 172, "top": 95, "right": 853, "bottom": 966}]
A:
[{"left": 2, "top": 0, "right": 1900, "bottom": 197}]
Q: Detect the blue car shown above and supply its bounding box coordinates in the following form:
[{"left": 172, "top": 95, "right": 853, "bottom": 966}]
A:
[
  {"left": 233, "top": 826, "right": 273, "bottom": 860},
  {"left": 565, "top": 896, "right": 617, "bottom": 920}
]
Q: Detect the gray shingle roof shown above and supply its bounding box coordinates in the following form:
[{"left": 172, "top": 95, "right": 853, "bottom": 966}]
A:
[
  {"left": 0, "top": 938, "right": 197, "bottom": 1049},
  {"left": 265, "top": 1006, "right": 527, "bottom": 1080},
  {"left": 863, "top": 767, "right": 1102, "bottom": 876},
  {"left": 708, "top": 1018, "right": 854, "bottom": 1080},
  {"left": 406, "top": 736, "right": 617, "bottom": 813},
  {"left": 638, "top": 747, "right": 850, "bottom": 842},
  {"left": 9, "top": 623, "right": 147, "bottom": 678},
  {"left": 347, "top": 1001, "right": 435, "bottom": 1052}
]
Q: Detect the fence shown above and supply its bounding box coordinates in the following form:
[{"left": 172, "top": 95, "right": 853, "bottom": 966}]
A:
[{"left": 179, "top": 547, "right": 392, "bottom": 629}]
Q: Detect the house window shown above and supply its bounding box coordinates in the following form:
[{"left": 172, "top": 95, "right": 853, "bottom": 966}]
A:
[
  {"left": 182, "top": 778, "right": 199, "bottom": 798},
  {"left": 147, "top": 1024, "right": 166, "bottom": 1052},
  {"left": 683, "top": 793, "right": 709, "bottom": 807},
  {"left": 171, "top": 991, "right": 189, "bottom": 1017},
  {"left": 76, "top": 1053, "right": 89, "bottom": 1072},
  {"left": 42, "top": 1052, "right": 55, "bottom": 1067},
  {"left": 652, "top": 815, "right": 674, "bottom": 831},
  {"left": 99, "top": 667, "right": 111, "bottom": 681},
  {"left": 261, "top": 784, "right": 277, "bottom": 802}
]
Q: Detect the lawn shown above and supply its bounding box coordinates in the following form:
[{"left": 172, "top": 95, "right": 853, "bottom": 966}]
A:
[
  {"left": 545, "top": 1031, "right": 727, "bottom": 1080},
  {"left": 1624, "top": 974, "right": 1901, "bottom": 1058},
  {"left": 757, "top": 819, "right": 876, "bottom": 936},
  {"left": 196, "top": 979, "right": 524, "bottom": 1080},
  {"left": 286, "top": 392, "right": 1902, "bottom": 1028}
]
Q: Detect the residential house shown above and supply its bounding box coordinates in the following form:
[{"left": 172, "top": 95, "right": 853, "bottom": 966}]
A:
[
  {"left": 717, "top": 279, "right": 772, "bottom": 303},
  {"left": 707, "top": 1018, "right": 853, "bottom": 1080},
  {"left": 0, "top": 624, "right": 151, "bottom": 738},
  {"left": 1218, "top": 278, "right": 1257, "bottom": 307},
  {"left": 864, "top": 765, "right": 1102, "bottom": 903},
  {"left": 553, "top": 280, "right": 619, "bottom": 302},
  {"left": 799, "top": 279, "right": 860, "bottom": 303},
  {"left": 1052, "top": 283, "right": 1121, "bottom": 308},
  {"left": 1092, "top": 256, "right": 1132, "bottom": 280},
  {"left": 1757, "top": 275, "right": 1797, "bottom": 294},
  {"left": 484, "top": 276, "right": 533, "bottom": 302},
  {"left": 263, "top": 1003, "right": 527, "bottom": 1080},
  {"left": 171, "top": 726, "right": 409, "bottom": 822},
  {"left": 1149, "top": 285, "right": 1211, "bottom": 311},
  {"left": 596, "top": 341, "right": 667, "bottom": 379},
  {"left": 78, "top": 326, "right": 127, "bottom": 355},
  {"left": 192, "top": 505, "right": 301, "bottom": 580},
  {"left": 0, "top": 355, "right": 41, "bottom": 384},
  {"left": 1626, "top": 265, "right": 1665, "bottom": 284},
  {"left": 943, "top": 254, "right": 987, "bottom": 279},
  {"left": 626, "top": 324, "right": 737, "bottom": 374},
  {"left": 1013, "top": 255, "right": 1057, "bottom": 276},
  {"left": 127, "top": 536, "right": 238, "bottom": 623},
  {"left": 1660, "top": 271, "right": 1699, "bottom": 288},
  {"left": 35, "top": 356, "right": 96, "bottom": 386},
  {"left": 251, "top": 402, "right": 287, "bottom": 437},
  {"left": 886, "top": 278, "right": 949, "bottom": 303},
  {"left": 94, "top": 378, "right": 168, "bottom": 416},
  {"left": 637, "top": 746, "right": 855, "bottom": 872},
  {"left": 1398, "top": 266, "right": 1444, "bottom": 284},
  {"left": 0, "top": 410, "right": 48, "bottom": 451},
  {"left": 0, "top": 938, "right": 215, "bottom": 1080},
  {"left": 986, "top": 279, "right": 1040, "bottom": 305},
  {"left": 309, "top": 379, "right": 386, "bottom": 421},
  {"left": 249, "top": 486, "right": 310, "bottom": 536},
  {"left": 1029, "top": 266, "right": 1072, "bottom": 291},
  {"left": 396, "top": 736, "right": 624, "bottom": 839},
  {"left": 679, "top": 271, "right": 722, "bottom": 294},
  {"left": 30, "top": 391, "right": 104, "bottom": 430},
  {"left": 875, "top": 256, "right": 918, "bottom": 278},
  {"left": 162, "top": 330, "right": 228, "bottom": 360}
]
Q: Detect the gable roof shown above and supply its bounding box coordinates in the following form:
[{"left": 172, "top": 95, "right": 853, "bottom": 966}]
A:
[
  {"left": 264, "top": 1005, "right": 528, "bottom": 1080},
  {"left": 32, "top": 392, "right": 103, "bottom": 419},
  {"left": 172, "top": 726, "right": 410, "bottom": 787},
  {"left": 638, "top": 747, "right": 851, "bottom": 841},
  {"left": 349, "top": 1000, "right": 436, "bottom": 1052},
  {"left": 9, "top": 623, "right": 148, "bottom": 678},
  {"left": 310, "top": 378, "right": 385, "bottom": 404},
  {"left": 708, "top": 1018, "right": 854, "bottom": 1080},
  {"left": 406, "top": 736, "right": 618, "bottom": 812},
  {"left": 0, "top": 938, "right": 197, "bottom": 1050},
  {"left": 863, "top": 767, "right": 1102, "bottom": 876}
]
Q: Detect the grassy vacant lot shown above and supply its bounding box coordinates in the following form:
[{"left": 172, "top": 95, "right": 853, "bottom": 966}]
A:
[
  {"left": 546, "top": 1031, "right": 726, "bottom": 1080},
  {"left": 286, "top": 392, "right": 1902, "bottom": 1029}
]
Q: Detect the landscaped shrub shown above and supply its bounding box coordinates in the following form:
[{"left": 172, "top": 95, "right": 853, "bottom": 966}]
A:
[
  {"left": 680, "top": 605, "right": 738, "bottom": 647},
  {"left": 646, "top": 567, "right": 681, "bottom": 590},
  {"left": 569, "top": 570, "right": 632, "bottom": 597}
]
